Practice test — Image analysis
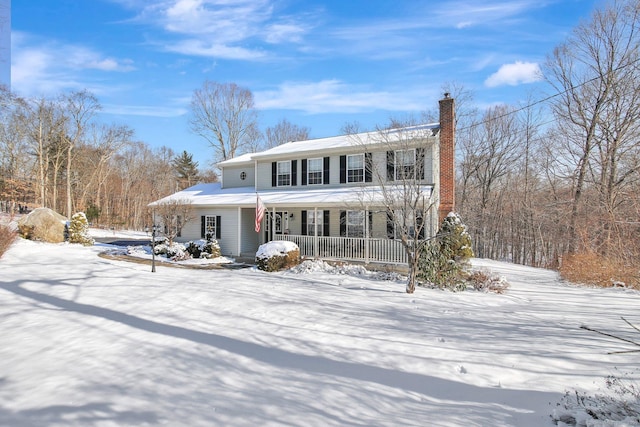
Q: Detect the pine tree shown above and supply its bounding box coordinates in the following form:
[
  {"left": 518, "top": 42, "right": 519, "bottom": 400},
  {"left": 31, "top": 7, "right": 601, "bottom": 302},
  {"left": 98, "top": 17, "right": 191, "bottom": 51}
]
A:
[
  {"left": 418, "top": 212, "right": 473, "bottom": 290},
  {"left": 172, "top": 151, "right": 200, "bottom": 190},
  {"left": 68, "top": 212, "right": 95, "bottom": 246}
]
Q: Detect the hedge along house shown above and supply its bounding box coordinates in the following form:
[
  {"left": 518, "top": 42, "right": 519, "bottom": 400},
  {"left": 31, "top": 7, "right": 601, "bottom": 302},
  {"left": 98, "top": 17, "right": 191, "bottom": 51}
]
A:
[{"left": 149, "top": 95, "right": 455, "bottom": 265}]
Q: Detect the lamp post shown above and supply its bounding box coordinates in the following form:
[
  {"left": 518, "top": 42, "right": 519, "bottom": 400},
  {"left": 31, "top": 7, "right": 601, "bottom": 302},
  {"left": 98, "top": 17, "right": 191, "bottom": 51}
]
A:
[{"left": 151, "top": 224, "right": 157, "bottom": 273}]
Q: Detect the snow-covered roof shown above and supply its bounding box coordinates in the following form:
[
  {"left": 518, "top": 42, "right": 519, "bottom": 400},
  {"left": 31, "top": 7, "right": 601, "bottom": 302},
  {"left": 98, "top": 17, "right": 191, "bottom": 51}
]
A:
[
  {"left": 216, "top": 123, "right": 440, "bottom": 167},
  {"left": 149, "top": 182, "right": 433, "bottom": 208},
  {"left": 217, "top": 152, "right": 254, "bottom": 167}
]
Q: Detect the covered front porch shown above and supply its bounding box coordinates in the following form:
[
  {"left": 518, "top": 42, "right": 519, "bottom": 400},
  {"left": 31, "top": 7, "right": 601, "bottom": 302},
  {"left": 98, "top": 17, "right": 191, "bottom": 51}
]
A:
[
  {"left": 256, "top": 205, "right": 413, "bottom": 265},
  {"left": 278, "top": 234, "right": 408, "bottom": 264}
]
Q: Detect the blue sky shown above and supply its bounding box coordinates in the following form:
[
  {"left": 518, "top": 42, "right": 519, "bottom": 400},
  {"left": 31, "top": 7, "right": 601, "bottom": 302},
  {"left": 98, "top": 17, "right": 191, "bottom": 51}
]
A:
[{"left": 6, "top": 0, "right": 598, "bottom": 167}]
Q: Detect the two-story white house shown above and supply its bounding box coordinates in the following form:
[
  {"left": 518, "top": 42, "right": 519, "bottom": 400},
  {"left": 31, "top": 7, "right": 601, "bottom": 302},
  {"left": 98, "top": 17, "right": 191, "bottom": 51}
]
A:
[{"left": 150, "top": 95, "right": 455, "bottom": 265}]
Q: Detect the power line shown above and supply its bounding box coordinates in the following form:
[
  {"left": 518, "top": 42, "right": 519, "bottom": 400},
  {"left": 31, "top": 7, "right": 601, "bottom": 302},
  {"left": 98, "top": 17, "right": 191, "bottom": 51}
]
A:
[{"left": 458, "top": 54, "right": 640, "bottom": 133}]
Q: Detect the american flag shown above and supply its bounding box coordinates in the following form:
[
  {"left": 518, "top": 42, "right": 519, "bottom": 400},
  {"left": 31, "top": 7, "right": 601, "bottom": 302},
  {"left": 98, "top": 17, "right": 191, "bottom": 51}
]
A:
[{"left": 255, "top": 194, "right": 266, "bottom": 232}]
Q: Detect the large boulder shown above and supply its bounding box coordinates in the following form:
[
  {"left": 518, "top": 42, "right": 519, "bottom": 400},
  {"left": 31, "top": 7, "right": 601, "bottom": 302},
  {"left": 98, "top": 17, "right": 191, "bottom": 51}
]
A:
[
  {"left": 17, "top": 208, "right": 68, "bottom": 243},
  {"left": 255, "top": 240, "right": 300, "bottom": 272}
]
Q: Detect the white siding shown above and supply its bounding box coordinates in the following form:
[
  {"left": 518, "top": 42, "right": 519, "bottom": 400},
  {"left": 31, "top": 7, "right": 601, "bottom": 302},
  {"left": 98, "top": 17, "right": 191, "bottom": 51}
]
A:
[
  {"left": 256, "top": 161, "right": 274, "bottom": 191},
  {"left": 176, "top": 208, "right": 240, "bottom": 256},
  {"left": 221, "top": 165, "right": 254, "bottom": 189}
]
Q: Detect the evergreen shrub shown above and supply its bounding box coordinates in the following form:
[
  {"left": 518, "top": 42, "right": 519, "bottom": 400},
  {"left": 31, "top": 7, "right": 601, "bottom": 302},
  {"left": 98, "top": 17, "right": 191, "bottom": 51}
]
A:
[
  {"left": 418, "top": 212, "right": 473, "bottom": 291},
  {"left": 68, "top": 212, "right": 95, "bottom": 246}
]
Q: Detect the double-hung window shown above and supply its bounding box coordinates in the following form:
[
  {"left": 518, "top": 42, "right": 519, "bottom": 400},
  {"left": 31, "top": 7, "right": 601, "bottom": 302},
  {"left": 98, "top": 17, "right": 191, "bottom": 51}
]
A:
[
  {"left": 346, "top": 210, "right": 365, "bottom": 237},
  {"left": 277, "top": 161, "right": 291, "bottom": 186},
  {"left": 306, "top": 210, "right": 324, "bottom": 236},
  {"left": 347, "top": 154, "right": 364, "bottom": 183},
  {"left": 395, "top": 149, "right": 416, "bottom": 180},
  {"left": 307, "top": 158, "right": 323, "bottom": 185},
  {"left": 204, "top": 215, "right": 217, "bottom": 240}
]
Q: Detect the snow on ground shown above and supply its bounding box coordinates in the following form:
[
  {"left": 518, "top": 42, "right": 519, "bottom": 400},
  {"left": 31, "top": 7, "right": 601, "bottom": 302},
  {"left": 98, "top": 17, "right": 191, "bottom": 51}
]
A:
[
  {"left": 0, "top": 238, "right": 638, "bottom": 427},
  {"left": 88, "top": 227, "right": 149, "bottom": 239}
]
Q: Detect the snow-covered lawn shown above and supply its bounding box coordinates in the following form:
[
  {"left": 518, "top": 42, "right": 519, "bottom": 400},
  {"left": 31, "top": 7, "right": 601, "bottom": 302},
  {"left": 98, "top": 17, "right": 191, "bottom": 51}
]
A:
[{"left": 0, "top": 238, "right": 638, "bottom": 426}]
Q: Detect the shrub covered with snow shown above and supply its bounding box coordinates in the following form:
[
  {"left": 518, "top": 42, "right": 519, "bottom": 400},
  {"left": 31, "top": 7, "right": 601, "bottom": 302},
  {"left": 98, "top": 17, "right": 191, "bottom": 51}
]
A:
[
  {"left": 552, "top": 370, "right": 640, "bottom": 426},
  {"left": 68, "top": 212, "right": 95, "bottom": 246},
  {"left": 287, "top": 259, "right": 406, "bottom": 282},
  {"left": 153, "top": 240, "right": 189, "bottom": 261},
  {"left": 467, "top": 268, "right": 510, "bottom": 294},
  {"left": 186, "top": 239, "right": 221, "bottom": 259},
  {"left": 256, "top": 240, "right": 300, "bottom": 272}
]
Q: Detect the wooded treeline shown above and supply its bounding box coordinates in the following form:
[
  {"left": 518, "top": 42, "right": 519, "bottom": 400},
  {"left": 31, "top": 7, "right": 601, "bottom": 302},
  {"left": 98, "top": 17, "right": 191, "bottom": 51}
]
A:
[
  {"left": 0, "top": 87, "right": 197, "bottom": 229},
  {"left": 0, "top": 83, "right": 310, "bottom": 229},
  {"left": 1, "top": 0, "right": 637, "bottom": 281},
  {"left": 453, "top": 0, "right": 640, "bottom": 278}
]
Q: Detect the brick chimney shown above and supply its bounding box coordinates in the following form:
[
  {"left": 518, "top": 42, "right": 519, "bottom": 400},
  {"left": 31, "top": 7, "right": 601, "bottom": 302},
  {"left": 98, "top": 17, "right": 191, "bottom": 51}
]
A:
[{"left": 438, "top": 93, "right": 455, "bottom": 224}]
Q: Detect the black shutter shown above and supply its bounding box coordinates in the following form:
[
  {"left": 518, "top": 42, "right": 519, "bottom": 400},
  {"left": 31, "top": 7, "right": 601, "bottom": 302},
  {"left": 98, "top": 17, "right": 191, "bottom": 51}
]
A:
[
  {"left": 215, "top": 216, "right": 221, "bottom": 239},
  {"left": 387, "top": 210, "right": 395, "bottom": 239},
  {"left": 291, "top": 160, "right": 297, "bottom": 186},
  {"left": 368, "top": 211, "right": 373, "bottom": 236},
  {"left": 301, "top": 210, "right": 307, "bottom": 235},
  {"left": 365, "top": 152, "right": 372, "bottom": 182},
  {"left": 301, "top": 159, "right": 307, "bottom": 186},
  {"left": 416, "top": 147, "right": 425, "bottom": 180},
  {"left": 323, "top": 157, "right": 330, "bottom": 184},
  {"left": 201, "top": 216, "right": 205, "bottom": 238},
  {"left": 339, "top": 155, "right": 346, "bottom": 183},
  {"left": 339, "top": 210, "right": 346, "bottom": 236},
  {"left": 271, "top": 162, "right": 277, "bottom": 187},
  {"left": 387, "top": 151, "right": 395, "bottom": 181},
  {"left": 323, "top": 210, "right": 330, "bottom": 236}
]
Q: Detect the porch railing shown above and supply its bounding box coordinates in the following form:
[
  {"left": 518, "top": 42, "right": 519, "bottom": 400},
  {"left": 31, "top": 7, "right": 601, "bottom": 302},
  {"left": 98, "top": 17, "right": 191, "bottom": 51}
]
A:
[{"left": 279, "top": 235, "right": 407, "bottom": 264}]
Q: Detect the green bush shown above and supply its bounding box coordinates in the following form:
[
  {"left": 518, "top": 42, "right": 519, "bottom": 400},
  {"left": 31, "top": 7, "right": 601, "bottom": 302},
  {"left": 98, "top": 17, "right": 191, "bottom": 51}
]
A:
[
  {"left": 418, "top": 212, "right": 473, "bottom": 291},
  {"left": 185, "top": 239, "right": 221, "bottom": 259},
  {"left": 68, "top": 212, "right": 95, "bottom": 246}
]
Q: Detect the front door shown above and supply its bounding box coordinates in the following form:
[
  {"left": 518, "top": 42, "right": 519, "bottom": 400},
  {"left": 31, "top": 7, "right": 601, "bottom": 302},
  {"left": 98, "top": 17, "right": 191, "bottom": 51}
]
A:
[{"left": 264, "top": 211, "right": 288, "bottom": 241}]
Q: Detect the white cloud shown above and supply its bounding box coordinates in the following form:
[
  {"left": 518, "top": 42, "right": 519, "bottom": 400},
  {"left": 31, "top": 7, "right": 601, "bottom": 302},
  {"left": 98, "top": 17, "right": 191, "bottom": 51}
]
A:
[
  {"left": 433, "top": 0, "right": 541, "bottom": 28},
  {"left": 165, "top": 40, "right": 266, "bottom": 61},
  {"left": 254, "top": 80, "right": 427, "bottom": 114},
  {"left": 11, "top": 32, "right": 135, "bottom": 96},
  {"left": 484, "top": 61, "right": 542, "bottom": 87},
  {"left": 122, "top": 0, "right": 311, "bottom": 59},
  {"left": 102, "top": 103, "right": 188, "bottom": 117}
]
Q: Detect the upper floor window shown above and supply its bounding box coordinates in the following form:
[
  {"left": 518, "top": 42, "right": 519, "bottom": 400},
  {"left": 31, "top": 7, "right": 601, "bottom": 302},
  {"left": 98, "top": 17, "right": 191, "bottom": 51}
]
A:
[
  {"left": 387, "top": 148, "right": 425, "bottom": 181},
  {"left": 307, "top": 158, "right": 323, "bottom": 185},
  {"left": 277, "top": 161, "right": 291, "bottom": 186},
  {"left": 395, "top": 149, "right": 416, "bottom": 180},
  {"left": 347, "top": 154, "right": 364, "bottom": 183}
]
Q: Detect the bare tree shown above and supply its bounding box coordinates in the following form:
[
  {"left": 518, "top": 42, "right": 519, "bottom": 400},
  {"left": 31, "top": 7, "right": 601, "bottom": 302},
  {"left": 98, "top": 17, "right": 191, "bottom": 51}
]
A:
[
  {"left": 263, "top": 118, "right": 310, "bottom": 149},
  {"left": 153, "top": 199, "right": 195, "bottom": 245},
  {"left": 75, "top": 123, "right": 134, "bottom": 212},
  {"left": 543, "top": 0, "right": 640, "bottom": 254},
  {"left": 61, "top": 90, "right": 101, "bottom": 218},
  {"left": 351, "top": 122, "right": 438, "bottom": 293},
  {"left": 457, "top": 105, "right": 524, "bottom": 258},
  {"left": 189, "top": 81, "right": 259, "bottom": 162},
  {"left": 16, "top": 96, "right": 66, "bottom": 209}
]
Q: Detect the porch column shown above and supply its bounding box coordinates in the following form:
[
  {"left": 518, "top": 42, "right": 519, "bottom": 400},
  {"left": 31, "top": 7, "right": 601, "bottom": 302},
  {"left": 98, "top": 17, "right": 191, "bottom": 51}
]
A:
[
  {"left": 237, "top": 207, "right": 242, "bottom": 256},
  {"left": 314, "top": 207, "right": 318, "bottom": 258},
  {"left": 365, "top": 208, "right": 370, "bottom": 264},
  {"left": 271, "top": 207, "right": 276, "bottom": 242}
]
